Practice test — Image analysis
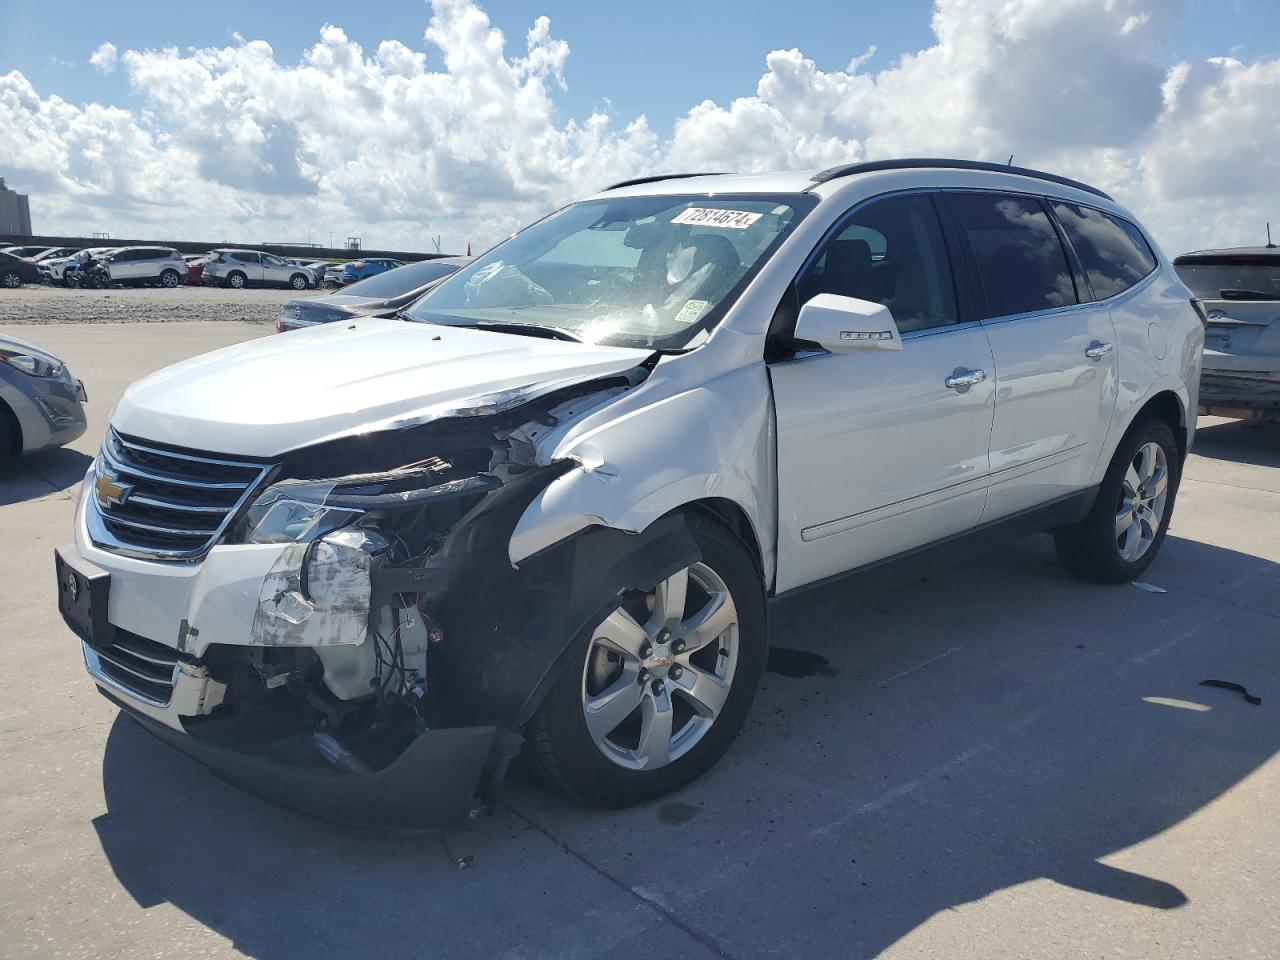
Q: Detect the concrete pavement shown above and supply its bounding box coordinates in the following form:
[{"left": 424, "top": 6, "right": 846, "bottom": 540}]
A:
[{"left": 1, "top": 321, "right": 1277, "bottom": 959}]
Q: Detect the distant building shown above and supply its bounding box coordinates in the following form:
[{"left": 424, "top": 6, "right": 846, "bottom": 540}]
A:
[{"left": 0, "top": 178, "right": 33, "bottom": 236}]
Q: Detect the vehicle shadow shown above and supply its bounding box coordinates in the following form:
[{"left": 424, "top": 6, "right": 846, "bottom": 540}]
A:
[
  {"left": 1191, "top": 417, "right": 1280, "bottom": 468},
  {"left": 91, "top": 533, "right": 1280, "bottom": 959},
  {"left": 0, "top": 446, "right": 91, "bottom": 506}
]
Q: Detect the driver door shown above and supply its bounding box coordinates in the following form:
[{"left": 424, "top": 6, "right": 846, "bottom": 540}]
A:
[{"left": 769, "top": 192, "right": 996, "bottom": 593}]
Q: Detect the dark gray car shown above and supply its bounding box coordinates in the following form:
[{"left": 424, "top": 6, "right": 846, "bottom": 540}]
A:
[
  {"left": 0, "top": 334, "right": 87, "bottom": 458},
  {"left": 276, "top": 257, "right": 470, "bottom": 332}
]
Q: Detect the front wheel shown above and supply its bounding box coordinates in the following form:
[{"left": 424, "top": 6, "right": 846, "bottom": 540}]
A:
[
  {"left": 289, "top": 273, "right": 309, "bottom": 290},
  {"left": 1, "top": 271, "right": 22, "bottom": 289},
  {"left": 1054, "top": 417, "right": 1181, "bottom": 583},
  {"left": 531, "top": 515, "right": 766, "bottom": 807}
]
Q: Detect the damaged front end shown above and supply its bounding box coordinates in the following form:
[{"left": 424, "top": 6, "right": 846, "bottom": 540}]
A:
[{"left": 90, "top": 366, "right": 697, "bottom": 829}]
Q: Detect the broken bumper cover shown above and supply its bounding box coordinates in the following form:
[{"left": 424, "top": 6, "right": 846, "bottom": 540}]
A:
[{"left": 94, "top": 672, "right": 496, "bottom": 830}]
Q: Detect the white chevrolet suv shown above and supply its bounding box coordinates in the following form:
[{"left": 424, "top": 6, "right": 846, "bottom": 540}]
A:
[{"left": 55, "top": 160, "right": 1202, "bottom": 826}]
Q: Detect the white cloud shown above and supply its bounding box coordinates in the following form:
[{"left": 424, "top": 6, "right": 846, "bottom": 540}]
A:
[
  {"left": 89, "top": 42, "right": 118, "bottom": 74},
  {"left": 0, "top": 0, "right": 1277, "bottom": 255}
]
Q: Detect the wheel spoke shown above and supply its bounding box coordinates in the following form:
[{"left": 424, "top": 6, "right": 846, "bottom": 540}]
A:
[
  {"left": 1136, "top": 444, "right": 1156, "bottom": 482},
  {"left": 595, "top": 608, "right": 649, "bottom": 659},
  {"left": 671, "top": 664, "right": 730, "bottom": 719},
  {"left": 583, "top": 671, "right": 644, "bottom": 744},
  {"left": 636, "top": 687, "right": 674, "bottom": 767},
  {"left": 1124, "top": 463, "right": 1142, "bottom": 496},
  {"left": 680, "top": 592, "right": 735, "bottom": 654},
  {"left": 649, "top": 566, "right": 689, "bottom": 631},
  {"left": 1115, "top": 508, "right": 1136, "bottom": 540},
  {"left": 1119, "top": 524, "right": 1141, "bottom": 562},
  {"left": 1148, "top": 468, "right": 1168, "bottom": 498}
]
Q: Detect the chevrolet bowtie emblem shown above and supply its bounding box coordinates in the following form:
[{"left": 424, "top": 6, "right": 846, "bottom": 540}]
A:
[{"left": 95, "top": 473, "right": 132, "bottom": 508}]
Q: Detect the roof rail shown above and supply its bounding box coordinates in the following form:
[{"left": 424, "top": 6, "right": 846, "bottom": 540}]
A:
[
  {"left": 807, "top": 158, "right": 1113, "bottom": 201},
  {"left": 602, "top": 172, "right": 730, "bottom": 191}
]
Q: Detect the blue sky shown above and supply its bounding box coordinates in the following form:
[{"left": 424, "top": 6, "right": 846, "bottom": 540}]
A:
[
  {"left": 1, "top": 0, "right": 1277, "bottom": 253},
  {"left": 4, "top": 0, "right": 1274, "bottom": 140}
]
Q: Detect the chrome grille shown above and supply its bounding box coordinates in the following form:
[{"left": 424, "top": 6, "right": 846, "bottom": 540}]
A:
[
  {"left": 89, "top": 430, "right": 272, "bottom": 561},
  {"left": 94, "top": 631, "right": 182, "bottom": 705}
]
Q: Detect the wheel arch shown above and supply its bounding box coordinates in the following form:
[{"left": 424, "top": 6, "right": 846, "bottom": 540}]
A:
[
  {"left": 681, "top": 497, "right": 766, "bottom": 582},
  {"left": 1125, "top": 389, "right": 1188, "bottom": 464}
]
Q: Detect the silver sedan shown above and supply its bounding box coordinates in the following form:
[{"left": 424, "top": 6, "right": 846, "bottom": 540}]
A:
[{"left": 0, "top": 334, "right": 87, "bottom": 459}]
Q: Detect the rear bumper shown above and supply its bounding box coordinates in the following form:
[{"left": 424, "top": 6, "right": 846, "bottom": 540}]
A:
[
  {"left": 103, "top": 685, "right": 495, "bottom": 829},
  {"left": 1198, "top": 369, "right": 1280, "bottom": 419}
]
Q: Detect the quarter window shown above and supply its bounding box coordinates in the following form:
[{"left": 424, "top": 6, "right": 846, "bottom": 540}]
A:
[
  {"left": 799, "top": 194, "right": 958, "bottom": 333},
  {"left": 950, "top": 193, "right": 1078, "bottom": 318},
  {"left": 1051, "top": 202, "right": 1157, "bottom": 300}
]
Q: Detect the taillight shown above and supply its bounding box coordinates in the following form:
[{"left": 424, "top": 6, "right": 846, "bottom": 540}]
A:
[{"left": 1190, "top": 297, "right": 1208, "bottom": 328}]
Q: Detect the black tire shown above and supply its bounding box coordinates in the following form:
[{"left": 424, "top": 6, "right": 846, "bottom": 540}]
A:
[
  {"left": 0, "top": 407, "right": 14, "bottom": 460},
  {"left": 160, "top": 269, "right": 180, "bottom": 288},
  {"left": 1054, "top": 417, "right": 1181, "bottom": 583},
  {"left": 531, "top": 514, "right": 767, "bottom": 808},
  {"left": 227, "top": 271, "right": 247, "bottom": 289},
  {"left": 289, "top": 273, "right": 309, "bottom": 290},
  {"left": 1, "top": 271, "right": 23, "bottom": 289}
]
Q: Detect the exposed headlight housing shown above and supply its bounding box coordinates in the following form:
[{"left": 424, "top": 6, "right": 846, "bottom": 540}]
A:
[{"left": 0, "top": 347, "right": 63, "bottom": 378}]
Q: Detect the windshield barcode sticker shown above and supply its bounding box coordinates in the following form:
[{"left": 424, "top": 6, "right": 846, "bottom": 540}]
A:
[{"left": 672, "top": 208, "right": 763, "bottom": 230}]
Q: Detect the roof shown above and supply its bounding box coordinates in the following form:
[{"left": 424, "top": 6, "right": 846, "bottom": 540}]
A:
[
  {"left": 594, "top": 159, "right": 1113, "bottom": 203},
  {"left": 1174, "top": 246, "right": 1280, "bottom": 264}
]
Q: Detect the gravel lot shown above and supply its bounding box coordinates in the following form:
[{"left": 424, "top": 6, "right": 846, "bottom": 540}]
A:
[
  {"left": 2, "top": 322, "right": 1279, "bottom": 960},
  {"left": 0, "top": 282, "right": 300, "bottom": 326}
]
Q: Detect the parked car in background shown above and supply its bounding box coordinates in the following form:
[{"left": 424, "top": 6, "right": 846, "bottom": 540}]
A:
[
  {"left": 0, "top": 333, "right": 86, "bottom": 459},
  {"left": 323, "top": 256, "right": 405, "bottom": 287},
  {"left": 55, "top": 160, "right": 1201, "bottom": 825},
  {"left": 101, "top": 247, "right": 188, "bottom": 288},
  {"left": 183, "top": 254, "right": 207, "bottom": 285},
  {"left": 0, "top": 251, "right": 43, "bottom": 289},
  {"left": 277, "top": 257, "right": 470, "bottom": 331},
  {"left": 203, "top": 249, "right": 316, "bottom": 289},
  {"left": 1174, "top": 246, "right": 1280, "bottom": 422},
  {"left": 39, "top": 247, "right": 116, "bottom": 285},
  {"left": 285, "top": 258, "right": 329, "bottom": 287},
  {"left": 29, "top": 247, "right": 78, "bottom": 263},
  {"left": 0, "top": 245, "right": 53, "bottom": 259}
]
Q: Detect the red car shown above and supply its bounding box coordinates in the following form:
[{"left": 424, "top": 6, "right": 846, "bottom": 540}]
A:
[{"left": 182, "top": 255, "right": 206, "bottom": 285}]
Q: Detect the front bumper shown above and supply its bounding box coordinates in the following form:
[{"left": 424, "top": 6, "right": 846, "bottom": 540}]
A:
[
  {"left": 63, "top": 491, "right": 499, "bottom": 830},
  {"left": 0, "top": 369, "right": 87, "bottom": 453}
]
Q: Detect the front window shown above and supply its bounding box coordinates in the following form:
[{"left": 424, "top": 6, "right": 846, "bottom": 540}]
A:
[{"left": 405, "top": 193, "right": 814, "bottom": 350}]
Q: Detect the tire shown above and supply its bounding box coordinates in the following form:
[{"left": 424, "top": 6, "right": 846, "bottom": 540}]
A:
[
  {"left": 160, "top": 269, "right": 180, "bottom": 288},
  {"left": 0, "top": 407, "right": 14, "bottom": 460},
  {"left": 531, "top": 514, "right": 767, "bottom": 807},
  {"left": 227, "top": 271, "right": 247, "bottom": 289},
  {"left": 1054, "top": 417, "right": 1181, "bottom": 583},
  {"left": 1, "top": 271, "right": 22, "bottom": 289},
  {"left": 289, "top": 273, "right": 309, "bottom": 290}
]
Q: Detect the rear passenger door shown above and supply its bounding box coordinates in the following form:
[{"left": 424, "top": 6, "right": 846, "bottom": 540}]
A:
[
  {"left": 946, "top": 192, "right": 1118, "bottom": 519},
  {"left": 236, "top": 252, "right": 266, "bottom": 285}
]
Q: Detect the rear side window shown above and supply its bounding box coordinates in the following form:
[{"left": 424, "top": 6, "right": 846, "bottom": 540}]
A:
[
  {"left": 950, "top": 193, "right": 1077, "bottom": 318},
  {"left": 1052, "top": 203, "right": 1157, "bottom": 300},
  {"left": 237, "top": 252, "right": 261, "bottom": 264}
]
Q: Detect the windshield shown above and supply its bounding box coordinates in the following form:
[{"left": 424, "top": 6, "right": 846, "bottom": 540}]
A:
[
  {"left": 345, "top": 260, "right": 461, "bottom": 299},
  {"left": 1176, "top": 261, "right": 1280, "bottom": 301},
  {"left": 405, "top": 193, "right": 814, "bottom": 349}
]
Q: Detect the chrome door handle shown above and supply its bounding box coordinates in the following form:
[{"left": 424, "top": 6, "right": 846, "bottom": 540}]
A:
[
  {"left": 944, "top": 368, "right": 987, "bottom": 390},
  {"left": 1085, "top": 341, "right": 1114, "bottom": 360}
]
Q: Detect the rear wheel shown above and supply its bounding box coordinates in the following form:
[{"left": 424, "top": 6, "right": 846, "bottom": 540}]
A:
[
  {"left": 227, "top": 271, "right": 247, "bottom": 289},
  {"left": 289, "top": 273, "right": 308, "bottom": 290},
  {"left": 160, "top": 269, "right": 180, "bottom": 288},
  {"left": 531, "top": 515, "right": 766, "bottom": 807},
  {"left": 1, "top": 271, "right": 22, "bottom": 289},
  {"left": 1054, "top": 417, "right": 1181, "bottom": 583}
]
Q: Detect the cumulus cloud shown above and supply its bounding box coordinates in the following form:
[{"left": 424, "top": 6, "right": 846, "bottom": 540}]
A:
[
  {"left": 89, "top": 42, "right": 118, "bottom": 74},
  {"left": 0, "top": 0, "right": 1277, "bottom": 254}
]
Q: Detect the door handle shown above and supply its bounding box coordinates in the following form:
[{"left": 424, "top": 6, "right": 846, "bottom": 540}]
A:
[
  {"left": 1085, "top": 341, "right": 1114, "bottom": 361},
  {"left": 944, "top": 368, "right": 987, "bottom": 391}
]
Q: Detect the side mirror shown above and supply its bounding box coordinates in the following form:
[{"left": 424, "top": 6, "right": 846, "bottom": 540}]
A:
[{"left": 793, "top": 294, "right": 902, "bottom": 353}]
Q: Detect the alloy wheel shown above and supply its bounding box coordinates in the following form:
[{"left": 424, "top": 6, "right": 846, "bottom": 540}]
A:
[
  {"left": 580, "top": 561, "right": 738, "bottom": 771},
  {"left": 1116, "top": 440, "right": 1168, "bottom": 562},
  {"left": 161, "top": 271, "right": 179, "bottom": 288},
  {"left": 292, "top": 275, "right": 307, "bottom": 289},
  {"left": 1, "top": 273, "right": 20, "bottom": 288}
]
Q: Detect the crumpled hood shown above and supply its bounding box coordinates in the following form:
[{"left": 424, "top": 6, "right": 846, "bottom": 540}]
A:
[{"left": 112, "top": 318, "right": 652, "bottom": 457}]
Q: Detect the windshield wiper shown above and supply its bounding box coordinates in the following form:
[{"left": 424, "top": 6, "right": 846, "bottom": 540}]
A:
[{"left": 469, "top": 320, "right": 584, "bottom": 343}]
